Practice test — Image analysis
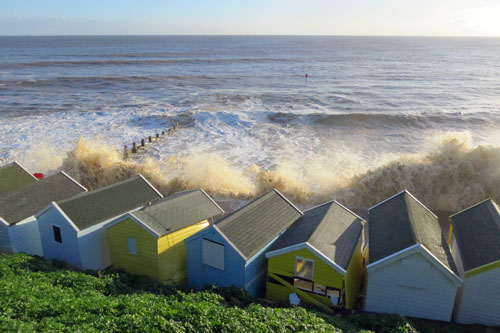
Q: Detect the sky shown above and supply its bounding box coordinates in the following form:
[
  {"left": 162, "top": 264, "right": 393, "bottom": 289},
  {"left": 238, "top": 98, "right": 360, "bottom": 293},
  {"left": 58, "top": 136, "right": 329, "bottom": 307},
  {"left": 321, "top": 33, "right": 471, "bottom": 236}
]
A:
[{"left": 1, "top": 0, "right": 500, "bottom": 36}]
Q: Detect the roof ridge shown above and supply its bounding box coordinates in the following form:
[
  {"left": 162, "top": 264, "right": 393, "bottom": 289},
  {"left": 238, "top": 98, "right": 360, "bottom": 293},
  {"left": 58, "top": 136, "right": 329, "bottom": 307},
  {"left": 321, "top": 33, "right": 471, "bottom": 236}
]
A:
[
  {"left": 57, "top": 175, "right": 144, "bottom": 204},
  {"left": 12, "top": 161, "right": 38, "bottom": 180},
  {"left": 0, "top": 161, "right": 37, "bottom": 180},
  {"left": 58, "top": 171, "right": 88, "bottom": 192},
  {"left": 332, "top": 199, "right": 366, "bottom": 222},
  {"left": 404, "top": 190, "right": 437, "bottom": 218},
  {"left": 403, "top": 192, "right": 420, "bottom": 245},
  {"left": 140, "top": 190, "right": 197, "bottom": 211},
  {"left": 369, "top": 189, "right": 406, "bottom": 211},
  {"left": 273, "top": 189, "right": 303, "bottom": 215},
  {"left": 450, "top": 198, "right": 493, "bottom": 219},
  {"left": 306, "top": 202, "right": 333, "bottom": 243},
  {"left": 214, "top": 190, "right": 275, "bottom": 227},
  {"left": 303, "top": 200, "right": 335, "bottom": 213}
]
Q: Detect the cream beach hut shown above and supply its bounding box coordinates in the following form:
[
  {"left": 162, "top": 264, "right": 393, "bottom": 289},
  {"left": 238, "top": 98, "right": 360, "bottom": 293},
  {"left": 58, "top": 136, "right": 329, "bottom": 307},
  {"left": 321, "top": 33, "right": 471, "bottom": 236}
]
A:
[
  {"left": 449, "top": 199, "right": 500, "bottom": 326},
  {"left": 37, "top": 175, "right": 162, "bottom": 270},
  {"left": 364, "top": 190, "right": 462, "bottom": 322},
  {"left": 0, "top": 172, "right": 86, "bottom": 256},
  {"left": 0, "top": 161, "right": 38, "bottom": 195}
]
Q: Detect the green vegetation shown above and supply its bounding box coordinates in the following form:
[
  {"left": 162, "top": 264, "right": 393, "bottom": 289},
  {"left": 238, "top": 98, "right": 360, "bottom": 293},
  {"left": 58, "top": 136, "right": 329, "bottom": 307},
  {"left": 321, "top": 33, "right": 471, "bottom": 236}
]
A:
[{"left": 0, "top": 253, "right": 497, "bottom": 332}]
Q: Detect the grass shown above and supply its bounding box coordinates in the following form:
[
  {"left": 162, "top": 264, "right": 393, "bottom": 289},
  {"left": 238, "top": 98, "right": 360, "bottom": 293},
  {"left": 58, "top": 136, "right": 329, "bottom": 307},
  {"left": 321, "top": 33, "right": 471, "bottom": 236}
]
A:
[{"left": 0, "top": 253, "right": 498, "bottom": 332}]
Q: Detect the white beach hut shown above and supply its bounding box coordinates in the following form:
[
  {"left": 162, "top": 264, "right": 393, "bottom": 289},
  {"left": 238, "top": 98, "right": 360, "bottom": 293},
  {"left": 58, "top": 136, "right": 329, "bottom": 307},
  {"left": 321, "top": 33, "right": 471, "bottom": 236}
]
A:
[
  {"left": 0, "top": 172, "right": 86, "bottom": 256},
  {"left": 364, "top": 190, "right": 462, "bottom": 322},
  {"left": 37, "top": 175, "right": 162, "bottom": 270}
]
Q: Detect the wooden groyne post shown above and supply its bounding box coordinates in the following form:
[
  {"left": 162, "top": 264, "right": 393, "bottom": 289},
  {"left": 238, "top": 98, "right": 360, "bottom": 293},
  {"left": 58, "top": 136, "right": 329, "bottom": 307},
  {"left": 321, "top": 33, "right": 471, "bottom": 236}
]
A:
[{"left": 124, "top": 123, "right": 180, "bottom": 159}]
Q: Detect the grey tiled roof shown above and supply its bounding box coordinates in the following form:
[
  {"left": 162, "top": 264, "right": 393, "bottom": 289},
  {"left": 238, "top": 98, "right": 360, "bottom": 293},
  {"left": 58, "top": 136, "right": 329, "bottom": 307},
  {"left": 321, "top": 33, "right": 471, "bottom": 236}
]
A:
[
  {"left": 268, "top": 201, "right": 364, "bottom": 269},
  {"left": 0, "top": 172, "right": 85, "bottom": 225},
  {"left": 215, "top": 190, "right": 302, "bottom": 260},
  {"left": 369, "top": 190, "right": 457, "bottom": 272},
  {"left": 450, "top": 199, "right": 500, "bottom": 272},
  {"left": 0, "top": 162, "right": 37, "bottom": 195},
  {"left": 131, "top": 189, "right": 224, "bottom": 237},
  {"left": 57, "top": 175, "right": 162, "bottom": 231}
]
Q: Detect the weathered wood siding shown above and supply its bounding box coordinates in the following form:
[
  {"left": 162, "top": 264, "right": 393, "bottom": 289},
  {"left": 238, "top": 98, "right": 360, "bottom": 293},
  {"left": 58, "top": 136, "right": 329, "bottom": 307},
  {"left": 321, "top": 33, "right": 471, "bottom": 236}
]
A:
[
  {"left": 344, "top": 239, "right": 364, "bottom": 310},
  {"left": 38, "top": 205, "right": 81, "bottom": 267},
  {"left": 0, "top": 223, "right": 12, "bottom": 252},
  {"left": 9, "top": 216, "right": 43, "bottom": 256},
  {"left": 185, "top": 226, "right": 246, "bottom": 290},
  {"left": 107, "top": 218, "right": 159, "bottom": 280},
  {"left": 78, "top": 226, "right": 112, "bottom": 270},
  {"left": 456, "top": 266, "right": 500, "bottom": 326},
  {"left": 158, "top": 220, "right": 209, "bottom": 285},
  {"left": 266, "top": 247, "right": 344, "bottom": 306},
  {"left": 364, "top": 251, "right": 458, "bottom": 321}
]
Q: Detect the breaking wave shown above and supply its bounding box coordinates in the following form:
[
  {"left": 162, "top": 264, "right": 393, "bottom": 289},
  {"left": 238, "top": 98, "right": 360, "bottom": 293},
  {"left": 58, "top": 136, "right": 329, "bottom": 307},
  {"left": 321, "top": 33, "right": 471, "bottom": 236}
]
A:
[{"left": 32, "top": 133, "right": 500, "bottom": 214}]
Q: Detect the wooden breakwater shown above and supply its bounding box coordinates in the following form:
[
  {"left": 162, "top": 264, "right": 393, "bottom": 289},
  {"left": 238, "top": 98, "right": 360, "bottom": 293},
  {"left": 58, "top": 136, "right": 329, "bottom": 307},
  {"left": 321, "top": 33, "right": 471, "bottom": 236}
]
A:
[{"left": 123, "top": 123, "right": 179, "bottom": 158}]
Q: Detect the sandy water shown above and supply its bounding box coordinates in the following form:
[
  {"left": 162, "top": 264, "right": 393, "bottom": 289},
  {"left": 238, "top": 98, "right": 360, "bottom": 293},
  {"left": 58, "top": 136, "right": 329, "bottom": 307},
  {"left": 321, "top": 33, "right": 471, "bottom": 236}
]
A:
[{"left": 1, "top": 36, "right": 500, "bottom": 215}]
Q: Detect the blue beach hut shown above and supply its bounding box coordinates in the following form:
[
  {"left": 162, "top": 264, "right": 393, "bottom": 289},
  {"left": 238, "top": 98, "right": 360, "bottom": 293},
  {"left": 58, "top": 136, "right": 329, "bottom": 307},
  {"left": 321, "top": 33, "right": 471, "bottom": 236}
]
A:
[{"left": 184, "top": 189, "right": 302, "bottom": 297}]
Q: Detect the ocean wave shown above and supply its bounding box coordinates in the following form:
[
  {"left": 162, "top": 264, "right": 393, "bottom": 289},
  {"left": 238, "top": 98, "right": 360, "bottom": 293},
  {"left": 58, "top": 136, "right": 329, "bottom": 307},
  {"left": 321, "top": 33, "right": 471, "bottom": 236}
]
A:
[
  {"left": 264, "top": 111, "right": 494, "bottom": 128},
  {"left": 309, "top": 112, "right": 492, "bottom": 128},
  {"left": 5, "top": 75, "right": 244, "bottom": 88},
  {"left": 0, "top": 57, "right": 296, "bottom": 69},
  {"left": 25, "top": 133, "right": 500, "bottom": 214}
]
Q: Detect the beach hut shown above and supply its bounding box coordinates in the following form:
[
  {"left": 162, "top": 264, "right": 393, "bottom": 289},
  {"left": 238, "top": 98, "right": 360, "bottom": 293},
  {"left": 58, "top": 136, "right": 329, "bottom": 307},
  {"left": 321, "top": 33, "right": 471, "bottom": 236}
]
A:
[
  {"left": 0, "top": 161, "right": 38, "bottom": 195},
  {"left": 449, "top": 199, "right": 500, "bottom": 326},
  {"left": 364, "top": 190, "right": 462, "bottom": 322},
  {"left": 37, "top": 175, "right": 162, "bottom": 270},
  {"left": 0, "top": 172, "right": 86, "bottom": 256},
  {"left": 106, "top": 189, "right": 224, "bottom": 284},
  {"left": 265, "top": 200, "right": 366, "bottom": 310},
  {"left": 184, "top": 189, "right": 302, "bottom": 297}
]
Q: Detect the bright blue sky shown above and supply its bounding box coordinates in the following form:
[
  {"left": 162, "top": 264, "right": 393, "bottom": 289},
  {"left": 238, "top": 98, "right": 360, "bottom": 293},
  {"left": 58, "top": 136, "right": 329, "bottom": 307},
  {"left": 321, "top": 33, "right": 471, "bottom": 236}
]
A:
[{"left": 2, "top": 0, "right": 500, "bottom": 36}]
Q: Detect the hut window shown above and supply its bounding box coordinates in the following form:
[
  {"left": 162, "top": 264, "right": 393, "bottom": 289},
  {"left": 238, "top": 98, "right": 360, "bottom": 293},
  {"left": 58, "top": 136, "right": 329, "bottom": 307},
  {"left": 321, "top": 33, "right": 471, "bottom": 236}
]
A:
[
  {"left": 128, "top": 237, "right": 137, "bottom": 255},
  {"left": 52, "top": 226, "right": 62, "bottom": 244},
  {"left": 313, "top": 283, "right": 327, "bottom": 295},
  {"left": 295, "top": 257, "right": 314, "bottom": 280},
  {"left": 293, "top": 278, "right": 313, "bottom": 292},
  {"left": 398, "top": 255, "right": 430, "bottom": 288},
  {"left": 202, "top": 239, "right": 224, "bottom": 270},
  {"left": 327, "top": 288, "right": 340, "bottom": 305}
]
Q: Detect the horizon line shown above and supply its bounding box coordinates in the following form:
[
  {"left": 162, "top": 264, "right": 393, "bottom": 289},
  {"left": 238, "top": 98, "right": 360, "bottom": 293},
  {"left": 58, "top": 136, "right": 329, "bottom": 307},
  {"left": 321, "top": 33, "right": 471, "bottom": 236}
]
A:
[{"left": 1, "top": 34, "right": 500, "bottom": 38}]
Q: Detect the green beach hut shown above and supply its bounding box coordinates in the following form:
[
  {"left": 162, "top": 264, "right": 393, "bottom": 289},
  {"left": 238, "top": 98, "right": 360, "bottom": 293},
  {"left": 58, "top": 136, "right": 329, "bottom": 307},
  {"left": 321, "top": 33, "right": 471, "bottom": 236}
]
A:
[
  {"left": 0, "top": 161, "right": 38, "bottom": 195},
  {"left": 265, "top": 200, "right": 365, "bottom": 310},
  {"left": 106, "top": 189, "right": 224, "bottom": 285}
]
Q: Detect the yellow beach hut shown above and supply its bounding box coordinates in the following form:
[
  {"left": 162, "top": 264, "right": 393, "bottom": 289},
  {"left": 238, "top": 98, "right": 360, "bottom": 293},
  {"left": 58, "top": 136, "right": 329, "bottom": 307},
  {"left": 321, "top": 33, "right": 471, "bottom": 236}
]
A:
[
  {"left": 265, "top": 200, "right": 366, "bottom": 310},
  {"left": 106, "top": 189, "right": 224, "bottom": 285}
]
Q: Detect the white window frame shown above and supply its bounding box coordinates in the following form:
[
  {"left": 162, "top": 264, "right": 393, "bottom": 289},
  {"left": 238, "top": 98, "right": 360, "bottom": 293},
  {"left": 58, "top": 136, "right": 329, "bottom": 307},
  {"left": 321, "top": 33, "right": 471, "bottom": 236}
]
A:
[
  {"left": 295, "top": 256, "right": 314, "bottom": 281},
  {"left": 128, "top": 237, "right": 137, "bottom": 255}
]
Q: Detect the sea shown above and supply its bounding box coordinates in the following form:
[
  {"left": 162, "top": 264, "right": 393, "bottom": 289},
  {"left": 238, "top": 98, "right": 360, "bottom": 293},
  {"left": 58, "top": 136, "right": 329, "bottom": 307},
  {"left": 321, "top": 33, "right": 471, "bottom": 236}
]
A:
[{"left": 1, "top": 36, "right": 500, "bottom": 213}]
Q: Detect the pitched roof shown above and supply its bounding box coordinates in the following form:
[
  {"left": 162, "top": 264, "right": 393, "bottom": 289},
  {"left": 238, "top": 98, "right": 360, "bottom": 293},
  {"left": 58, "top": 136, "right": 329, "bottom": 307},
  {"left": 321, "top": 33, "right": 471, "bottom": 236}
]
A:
[
  {"left": 0, "top": 172, "right": 86, "bottom": 225},
  {"left": 368, "top": 190, "right": 457, "bottom": 272},
  {"left": 0, "top": 162, "right": 37, "bottom": 195},
  {"left": 268, "top": 201, "right": 364, "bottom": 269},
  {"left": 130, "top": 189, "right": 224, "bottom": 237},
  {"left": 57, "top": 175, "right": 162, "bottom": 231},
  {"left": 450, "top": 199, "right": 500, "bottom": 272},
  {"left": 215, "top": 189, "right": 302, "bottom": 260}
]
